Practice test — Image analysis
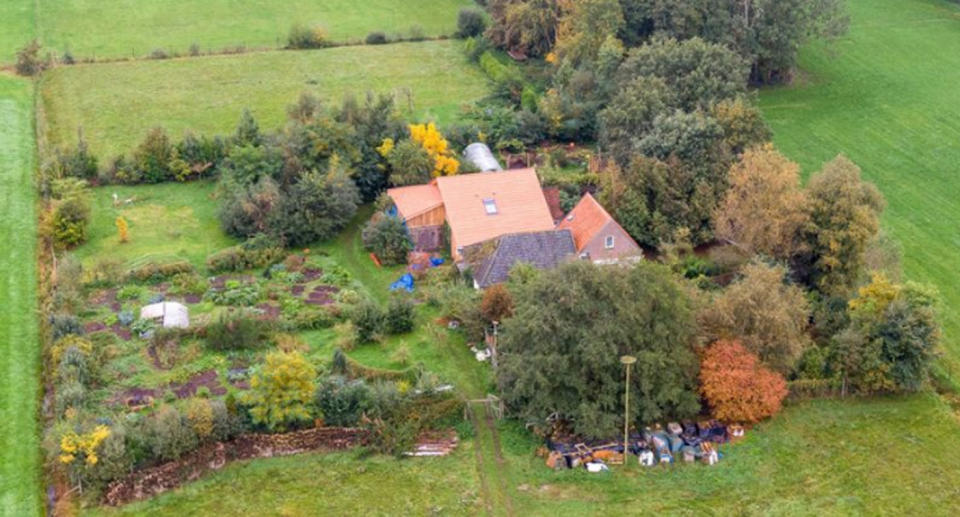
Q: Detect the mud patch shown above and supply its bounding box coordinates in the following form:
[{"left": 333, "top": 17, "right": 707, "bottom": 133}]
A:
[
  {"left": 84, "top": 321, "right": 108, "bottom": 333},
  {"left": 305, "top": 285, "right": 339, "bottom": 306},
  {"left": 171, "top": 370, "right": 227, "bottom": 399}
]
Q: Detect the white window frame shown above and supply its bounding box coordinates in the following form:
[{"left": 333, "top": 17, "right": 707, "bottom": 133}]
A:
[
  {"left": 604, "top": 235, "right": 615, "bottom": 249},
  {"left": 483, "top": 198, "right": 498, "bottom": 215}
]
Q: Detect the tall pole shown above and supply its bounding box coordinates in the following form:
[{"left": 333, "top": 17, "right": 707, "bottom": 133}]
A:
[{"left": 620, "top": 355, "right": 637, "bottom": 463}]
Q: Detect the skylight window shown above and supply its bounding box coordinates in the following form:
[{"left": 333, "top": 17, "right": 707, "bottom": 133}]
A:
[{"left": 483, "top": 198, "right": 498, "bottom": 215}]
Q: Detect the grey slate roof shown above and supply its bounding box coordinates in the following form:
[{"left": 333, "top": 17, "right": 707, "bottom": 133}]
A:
[{"left": 466, "top": 230, "right": 577, "bottom": 288}]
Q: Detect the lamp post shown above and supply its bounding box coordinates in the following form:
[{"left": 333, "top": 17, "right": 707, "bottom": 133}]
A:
[{"left": 620, "top": 355, "right": 637, "bottom": 464}]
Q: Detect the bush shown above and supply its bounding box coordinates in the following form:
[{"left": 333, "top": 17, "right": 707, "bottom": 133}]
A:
[
  {"left": 204, "top": 311, "right": 271, "bottom": 351},
  {"left": 700, "top": 340, "right": 788, "bottom": 423},
  {"left": 247, "top": 351, "right": 317, "bottom": 431},
  {"left": 365, "top": 32, "right": 388, "bottom": 45},
  {"left": 134, "top": 127, "right": 176, "bottom": 183},
  {"left": 206, "top": 242, "right": 285, "bottom": 273},
  {"left": 185, "top": 398, "right": 214, "bottom": 440},
  {"left": 127, "top": 261, "right": 194, "bottom": 283},
  {"left": 315, "top": 376, "right": 372, "bottom": 427},
  {"left": 288, "top": 24, "right": 330, "bottom": 49},
  {"left": 51, "top": 314, "right": 83, "bottom": 341},
  {"left": 350, "top": 299, "right": 384, "bottom": 343},
  {"left": 480, "top": 283, "right": 514, "bottom": 323},
  {"left": 361, "top": 214, "right": 412, "bottom": 266},
  {"left": 53, "top": 197, "right": 90, "bottom": 248},
  {"left": 385, "top": 296, "right": 416, "bottom": 335},
  {"left": 457, "top": 9, "right": 486, "bottom": 38},
  {"left": 51, "top": 137, "right": 99, "bottom": 180},
  {"left": 15, "top": 40, "right": 44, "bottom": 76},
  {"left": 144, "top": 405, "right": 199, "bottom": 462},
  {"left": 116, "top": 285, "right": 144, "bottom": 302}
]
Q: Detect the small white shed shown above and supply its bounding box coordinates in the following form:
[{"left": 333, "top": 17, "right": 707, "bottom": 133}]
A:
[{"left": 140, "top": 302, "right": 190, "bottom": 329}]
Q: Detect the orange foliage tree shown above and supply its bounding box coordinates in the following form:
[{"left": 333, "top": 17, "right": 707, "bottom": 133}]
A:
[{"left": 699, "top": 340, "right": 787, "bottom": 423}]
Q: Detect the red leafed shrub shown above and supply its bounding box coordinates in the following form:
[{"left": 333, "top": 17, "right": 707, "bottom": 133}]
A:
[{"left": 700, "top": 340, "right": 788, "bottom": 423}]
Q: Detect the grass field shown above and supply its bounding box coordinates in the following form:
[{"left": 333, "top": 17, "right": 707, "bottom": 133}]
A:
[
  {"left": 0, "top": 2, "right": 34, "bottom": 63},
  {"left": 759, "top": 0, "right": 960, "bottom": 369},
  {"left": 34, "top": 0, "right": 475, "bottom": 61},
  {"left": 39, "top": 40, "right": 490, "bottom": 157},
  {"left": 0, "top": 76, "right": 42, "bottom": 516},
  {"left": 84, "top": 447, "right": 482, "bottom": 516},
  {"left": 503, "top": 394, "right": 960, "bottom": 515},
  {"left": 71, "top": 181, "right": 236, "bottom": 269}
]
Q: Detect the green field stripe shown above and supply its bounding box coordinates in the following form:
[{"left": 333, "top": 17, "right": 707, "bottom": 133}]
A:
[{"left": 0, "top": 79, "right": 41, "bottom": 516}]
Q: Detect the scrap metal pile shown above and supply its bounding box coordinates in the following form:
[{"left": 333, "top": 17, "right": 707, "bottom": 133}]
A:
[{"left": 544, "top": 421, "right": 744, "bottom": 472}]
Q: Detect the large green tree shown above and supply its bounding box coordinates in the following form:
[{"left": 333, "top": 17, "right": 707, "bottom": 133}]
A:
[
  {"left": 794, "top": 155, "right": 885, "bottom": 295},
  {"left": 497, "top": 261, "right": 700, "bottom": 438}
]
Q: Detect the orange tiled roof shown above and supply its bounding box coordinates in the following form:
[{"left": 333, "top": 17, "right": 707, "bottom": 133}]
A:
[
  {"left": 557, "top": 192, "right": 617, "bottom": 251},
  {"left": 386, "top": 183, "right": 443, "bottom": 220},
  {"left": 436, "top": 168, "right": 555, "bottom": 249}
]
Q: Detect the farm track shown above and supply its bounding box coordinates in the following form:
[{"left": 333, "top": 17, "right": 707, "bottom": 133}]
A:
[{"left": 469, "top": 404, "right": 515, "bottom": 517}]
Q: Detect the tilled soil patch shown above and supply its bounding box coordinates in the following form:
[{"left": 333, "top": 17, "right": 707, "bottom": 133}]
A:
[{"left": 171, "top": 370, "right": 227, "bottom": 398}]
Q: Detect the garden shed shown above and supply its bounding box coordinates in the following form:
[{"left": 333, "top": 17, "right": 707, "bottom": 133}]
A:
[{"left": 140, "top": 302, "right": 190, "bottom": 329}]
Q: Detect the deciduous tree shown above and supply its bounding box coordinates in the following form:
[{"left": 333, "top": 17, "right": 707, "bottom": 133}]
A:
[
  {"left": 247, "top": 351, "right": 317, "bottom": 431},
  {"left": 699, "top": 340, "right": 787, "bottom": 423},
  {"left": 699, "top": 261, "right": 811, "bottom": 374},
  {"left": 713, "top": 144, "right": 807, "bottom": 259},
  {"left": 795, "top": 155, "right": 885, "bottom": 295},
  {"left": 497, "top": 261, "right": 700, "bottom": 438}
]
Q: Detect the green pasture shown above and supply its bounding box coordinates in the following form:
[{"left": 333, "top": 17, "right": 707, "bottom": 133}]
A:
[
  {"left": 759, "top": 0, "right": 960, "bottom": 369},
  {"left": 0, "top": 76, "right": 41, "bottom": 516},
  {"left": 0, "top": 1, "right": 34, "bottom": 63},
  {"left": 32, "top": 0, "right": 475, "bottom": 61},
  {"left": 39, "top": 40, "right": 490, "bottom": 157}
]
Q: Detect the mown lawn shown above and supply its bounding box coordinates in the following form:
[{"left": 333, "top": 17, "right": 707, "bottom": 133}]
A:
[
  {"left": 758, "top": 0, "right": 960, "bottom": 369},
  {"left": 35, "top": 0, "right": 475, "bottom": 61},
  {"left": 0, "top": 76, "right": 42, "bottom": 516},
  {"left": 71, "top": 181, "right": 236, "bottom": 269},
  {"left": 0, "top": 1, "right": 34, "bottom": 63},
  {"left": 83, "top": 446, "right": 482, "bottom": 516},
  {"left": 39, "top": 40, "right": 490, "bottom": 157}
]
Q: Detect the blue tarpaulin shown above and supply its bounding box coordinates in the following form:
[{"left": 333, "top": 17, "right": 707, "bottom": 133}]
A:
[
  {"left": 430, "top": 257, "right": 445, "bottom": 267},
  {"left": 390, "top": 273, "right": 415, "bottom": 292}
]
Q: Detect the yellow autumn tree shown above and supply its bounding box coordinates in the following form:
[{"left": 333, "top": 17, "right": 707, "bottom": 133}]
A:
[
  {"left": 116, "top": 216, "right": 129, "bottom": 243},
  {"left": 408, "top": 122, "right": 459, "bottom": 177},
  {"left": 246, "top": 351, "right": 317, "bottom": 431}
]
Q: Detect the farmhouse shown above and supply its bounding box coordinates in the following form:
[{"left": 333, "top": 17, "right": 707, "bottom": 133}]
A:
[
  {"left": 461, "top": 230, "right": 577, "bottom": 288},
  {"left": 387, "top": 168, "right": 556, "bottom": 260},
  {"left": 557, "top": 193, "right": 643, "bottom": 264}
]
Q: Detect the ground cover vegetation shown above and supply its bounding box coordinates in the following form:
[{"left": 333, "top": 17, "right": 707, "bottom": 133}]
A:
[
  {"left": 24, "top": 0, "right": 475, "bottom": 61},
  {"left": 0, "top": 75, "right": 43, "bottom": 517},
  {"left": 38, "top": 40, "right": 490, "bottom": 157}
]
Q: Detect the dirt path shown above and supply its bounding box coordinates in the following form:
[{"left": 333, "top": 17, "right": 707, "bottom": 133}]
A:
[{"left": 469, "top": 403, "right": 515, "bottom": 517}]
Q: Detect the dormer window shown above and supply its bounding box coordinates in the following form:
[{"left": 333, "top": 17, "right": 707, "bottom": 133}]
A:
[
  {"left": 483, "top": 198, "right": 498, "bottom": 215},
  {"left": 605, "top": 235, "right": 615, "bottom": 249}
]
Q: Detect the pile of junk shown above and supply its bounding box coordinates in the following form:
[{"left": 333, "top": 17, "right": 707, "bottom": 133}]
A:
[{"left": 542, "top": 421, "right": 745, "bottom": 472}]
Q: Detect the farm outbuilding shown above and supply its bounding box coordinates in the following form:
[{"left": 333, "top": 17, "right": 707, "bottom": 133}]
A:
[{"left": 140, "top": 302, "right": 190, "bottom": 329}]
